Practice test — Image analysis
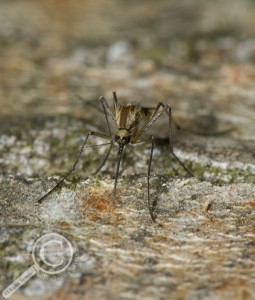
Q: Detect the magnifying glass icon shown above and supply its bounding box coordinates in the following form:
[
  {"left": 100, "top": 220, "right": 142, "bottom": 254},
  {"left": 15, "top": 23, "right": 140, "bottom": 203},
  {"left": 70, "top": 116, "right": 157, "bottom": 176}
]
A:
[{"left": 2, "top": 233, "right": 74, "bottom": 299}]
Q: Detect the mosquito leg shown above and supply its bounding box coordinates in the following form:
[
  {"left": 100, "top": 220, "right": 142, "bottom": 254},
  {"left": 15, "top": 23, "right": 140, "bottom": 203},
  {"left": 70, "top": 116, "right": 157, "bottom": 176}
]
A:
[
  {"left": 38, "top": 131, "right": 112, "bottom": 203},
  {"left": 112, "top": 91, "right": 118, "bottom": 110},
  {"left": 100, "top": 97, "right": 112, "bottom": 136},
  {"left": 92, "top": 142, "right": 113, "bottom": 175},
  {"left": 165, "top": 105, "right": 194, "bottom": 177},
  {"left": 100, "top": 93, "right": 124, "bottom": 198},
  {"left": 126, "top": 145, "right": 141, "bottom": 159},
  {"left": 93, "top": 95, "right": 115, "bottom": 175},
  {"left": 76, "top": 94, "right": 114, "bottom": 175},
  {"left": 147, "top": 136, "right": 156, "bottom": 221},
  {"left": 167, "top": 105, "right": 173, "bottom": 153},
  {"left": 99, "top": 96, "right": 117, "bottom": 127},
  {"left": 132, "top": 102, "right": 165, "bottom": 143}
]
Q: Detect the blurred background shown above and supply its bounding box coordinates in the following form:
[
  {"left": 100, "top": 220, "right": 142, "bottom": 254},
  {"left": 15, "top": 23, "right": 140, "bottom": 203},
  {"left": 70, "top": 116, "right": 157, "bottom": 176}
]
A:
[
  {"left": 0, "top": 0, "right": 255, "bottom": 179},
  {"left": 1, "top": 0, "right": 255, "bottom": 128}
]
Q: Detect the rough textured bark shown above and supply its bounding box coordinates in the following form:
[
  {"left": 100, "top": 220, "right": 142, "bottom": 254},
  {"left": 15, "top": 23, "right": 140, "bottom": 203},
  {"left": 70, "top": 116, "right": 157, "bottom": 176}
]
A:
[{"left": 0, "top": 1, "right": 254, "bottom": 299}]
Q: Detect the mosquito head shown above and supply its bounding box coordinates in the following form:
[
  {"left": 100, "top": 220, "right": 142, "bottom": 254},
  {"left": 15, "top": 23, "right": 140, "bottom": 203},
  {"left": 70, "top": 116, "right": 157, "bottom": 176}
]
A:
[
  {"left": 115, "top": 129, "right": 131, "bottom": 145},
  {"left": 115, "top": 135, "right": 131, "bottom": 145}
]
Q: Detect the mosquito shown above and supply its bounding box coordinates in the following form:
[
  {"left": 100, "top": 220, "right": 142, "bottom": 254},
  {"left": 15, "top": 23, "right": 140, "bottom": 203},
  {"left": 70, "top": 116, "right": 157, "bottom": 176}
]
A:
[{"left": 38, "top": 91, "right": 193, "bottom": 221}]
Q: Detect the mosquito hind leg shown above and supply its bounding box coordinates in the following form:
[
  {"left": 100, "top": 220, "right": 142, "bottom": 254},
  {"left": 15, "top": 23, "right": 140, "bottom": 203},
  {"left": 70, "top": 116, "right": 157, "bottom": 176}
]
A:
[
  {"left": 165, "top": 105, "right": 194, "bottom": 177},
  {"left": 147, "top": 135, "right": 156, "bottom": 221},
  {"left": 38, "top": 131, "right": 112, "bottom": 203}
]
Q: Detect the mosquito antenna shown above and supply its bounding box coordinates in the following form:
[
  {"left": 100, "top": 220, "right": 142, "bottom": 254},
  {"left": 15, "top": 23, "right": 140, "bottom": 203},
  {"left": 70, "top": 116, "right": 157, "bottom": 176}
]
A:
[{"left": 113, "top": 145, "right": 124, "bottom": 198}]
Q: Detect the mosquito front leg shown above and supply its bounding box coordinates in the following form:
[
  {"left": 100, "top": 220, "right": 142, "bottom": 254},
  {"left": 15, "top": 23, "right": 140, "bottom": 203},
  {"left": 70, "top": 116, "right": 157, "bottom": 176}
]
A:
[
  {"left": 93, "top": 95, "right": 115, "bottom": 175},
  {"left": 38, "top": 131, "right": 112, "bottom": 203},
  {"left": 112, "top": 91, "right": 119, "bottom": 111},
  {"left": 99, "top": 96, "right": 118, "bottom": 127}
]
